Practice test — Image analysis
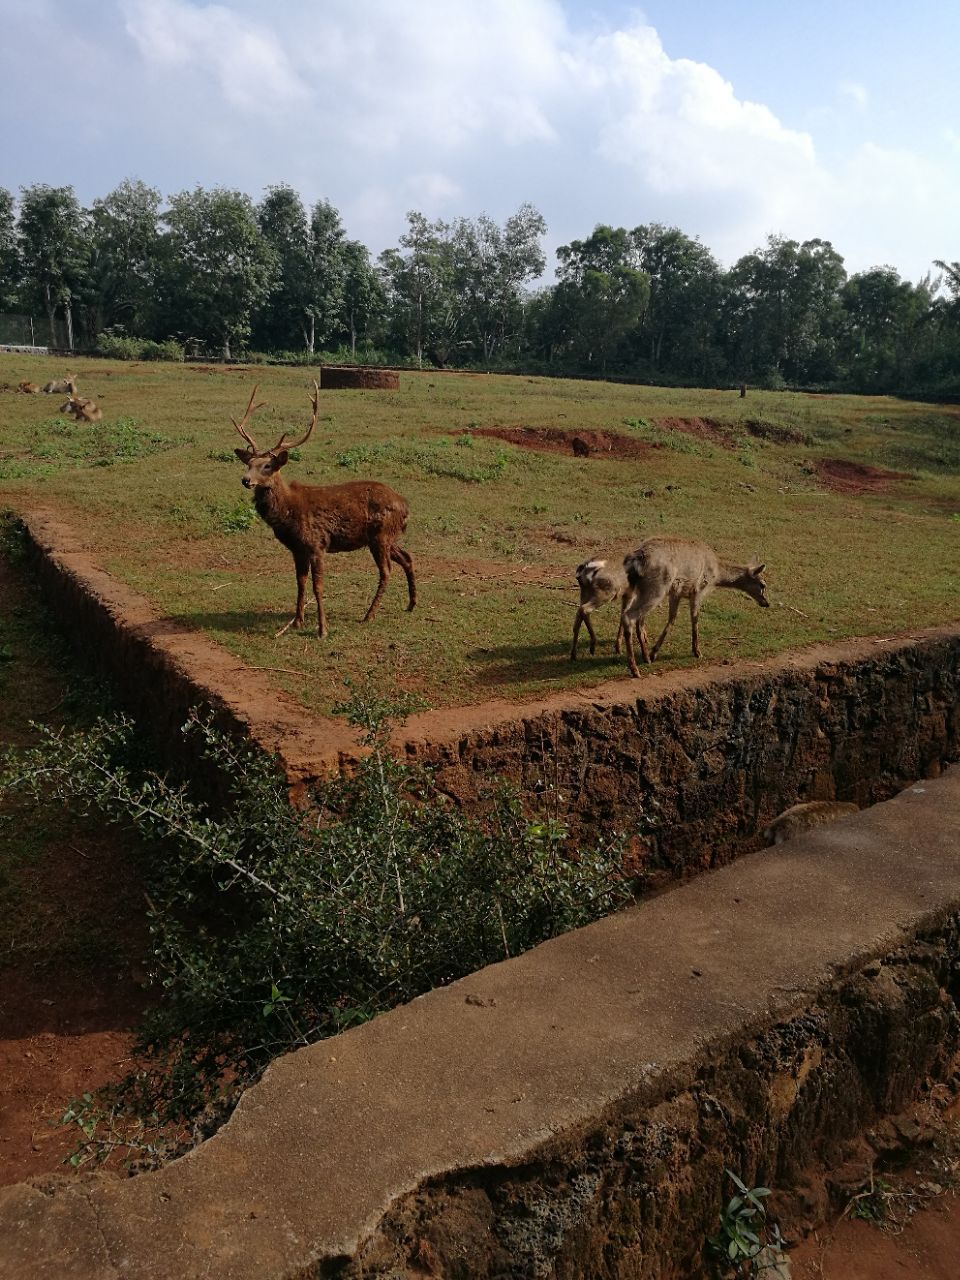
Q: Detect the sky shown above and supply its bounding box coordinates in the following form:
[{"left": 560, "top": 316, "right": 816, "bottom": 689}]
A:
[{"left": 2, "top": 0, "right": 958, "bottom": 282}]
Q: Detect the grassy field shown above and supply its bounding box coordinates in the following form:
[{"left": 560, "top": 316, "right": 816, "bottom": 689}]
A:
[{"left": 1, "top": 354, "right": 958, "bottom": 716}]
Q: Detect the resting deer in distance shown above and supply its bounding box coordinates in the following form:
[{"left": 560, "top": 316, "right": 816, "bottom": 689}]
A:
[
  {"left": 60, "top": 394, "right": 103, "bottom": 423},
  {"left": 43, "top": 375, "right": 77, "bottom": 395},
  {"left": 621, "top": 536, "right": 769, "bottom": 677},
  {"left": 232, "top": 381, "right": 416, "bottom": 637}
]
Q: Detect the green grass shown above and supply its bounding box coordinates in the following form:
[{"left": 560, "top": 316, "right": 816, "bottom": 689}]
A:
[{"left": 1, "top": 356, "right": 958, "bottom": 717}]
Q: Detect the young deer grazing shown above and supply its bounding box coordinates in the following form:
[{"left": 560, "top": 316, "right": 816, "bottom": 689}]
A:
[
  {"left": 570, "top": 556, "right": 632, "bottom": 659},
  {"left": 232, "top": 382, "right": 416, "bottom": 637},
  {"left": 42, "top": 375, "right": 77, "bottom": 395},
  {"left": 621, "top": 536, "right": 769, "bottom": 677},
  {"left": 60, "top": 395, "right": 103, "bottom": 423}
]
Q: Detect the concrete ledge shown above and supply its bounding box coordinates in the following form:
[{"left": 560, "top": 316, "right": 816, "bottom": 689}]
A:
[{"left": 2, "top": 770, "right": 960, "bottom": 1277}]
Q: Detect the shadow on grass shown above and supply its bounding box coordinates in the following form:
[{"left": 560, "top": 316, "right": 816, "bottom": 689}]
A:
[
  {"left": 164, "top": 608, "right": 289, "bottom": 637},
  {"left": 467, "top": 640, "right": 630, "bottom": 689}
]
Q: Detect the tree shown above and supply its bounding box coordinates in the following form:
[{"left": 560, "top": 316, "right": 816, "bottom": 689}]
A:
[
  {"left": 722, "top": 236, "right": 846, "bottom": 385},
  {"left": 17, "top": 184, "right": 88, "bottom": 347},
  {"left": 84, "top": 179, "right": 161, "bottom": 338},
  {"left": 341, "top": 240, "right": 384, "bottom": 357},
  {"left": 158, "top": 187, "right": 274, "bottom": 359},
  {"left": 256, "top": 184, "right": 312, "bottom": 350},
  {"left": 302, "top": 199, "right": 347, "bottom": 354},
  {"left": 553, "top": 225, "right": 650, "bottom": 370},
  {"left": 0, "top": 188, "right": 19, "bottom": 311},
  {"left": 631, "top": 224, "right": 722, "bottom": 379},
  {"left": 379, "top": 212, "right": 461, "bottom": 367},
  {"left": 452, "top": 204, "right": 547, "bottom": 362},
  {"left": 838, "top": 267, "right": 934, "bottom": 390}
]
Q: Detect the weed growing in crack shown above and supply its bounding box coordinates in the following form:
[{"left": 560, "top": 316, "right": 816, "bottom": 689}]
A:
[{"left": 709, "top": 1170, "right": 791, "bottom": 1278}]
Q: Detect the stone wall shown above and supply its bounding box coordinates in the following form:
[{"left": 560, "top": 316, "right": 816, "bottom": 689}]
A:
[
  {"left": 403, "top": 634, "right": 960, "bottom": 876},
  {"left": 356, "top": 921, "right": 960, "bottom": 1279}
]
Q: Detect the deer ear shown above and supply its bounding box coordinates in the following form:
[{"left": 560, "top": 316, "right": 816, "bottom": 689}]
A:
[
  {"left": 272, "top": 449, "right": 289, "bottom": 468},
  {"left": 234, "top": 447, "right": 253, "bottom": 463},
  {"left": 753, "top": 562, "right": 766, "bottom": 575}
]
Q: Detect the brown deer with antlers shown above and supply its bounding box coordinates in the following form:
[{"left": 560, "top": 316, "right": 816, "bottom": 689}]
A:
[{"left": 232, "top": 381, "right": 416, "bottom": 637}]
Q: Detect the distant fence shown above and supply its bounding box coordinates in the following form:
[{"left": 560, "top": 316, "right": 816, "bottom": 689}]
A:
[{"left": 0, "top": 313, "right": 66, "bottom": 349}]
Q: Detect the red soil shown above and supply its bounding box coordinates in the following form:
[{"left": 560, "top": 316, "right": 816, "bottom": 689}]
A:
[
  {"left": 654, "top": 416, "right": 738, "bottom": 448},
  {"left": 816, "top": 458, "right": 914, "bottom": 494},
  {"left": 467, "top": 425, "right": 659, "bottom": 460},
  {"left": 792, "top": 1194, "right": 960, "bottom": 1279}
]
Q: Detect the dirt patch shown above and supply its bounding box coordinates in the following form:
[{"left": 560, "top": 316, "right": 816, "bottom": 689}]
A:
[
  {"left": 321, "top": 366, "right": 399, "bottom": 391},
  {"left": 816, "top": 458, "right": 914, "bottom": 494},
  {"left": 0, "top": 549, "right": 149, "bottom": 1188},
  {"left": 654, "top": 416, "right": 737, "bottom": 448},
  {"left": 746, "top": 418, "right": 809, "bottom": 445},
  {"left": 467, "top": 425, "right": 659, "bottom": 460}
]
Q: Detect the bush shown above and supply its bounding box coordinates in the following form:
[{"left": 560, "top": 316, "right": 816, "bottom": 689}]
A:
[
  {"left": 94, "top": 332, "right": 185, "bottom": 362},
  {"left": 0, "top": 689, "right": 632, "bottom": 1134},
  {"left": 95, "top": 331, "right": 143, "bottom": 360}
]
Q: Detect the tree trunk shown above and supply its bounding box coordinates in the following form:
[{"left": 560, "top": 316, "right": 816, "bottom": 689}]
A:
[{"left": 223, "top": 335, "right": 232, "bottom": 361}]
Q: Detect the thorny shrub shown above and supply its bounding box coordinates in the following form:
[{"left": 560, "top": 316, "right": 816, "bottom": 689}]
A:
[{"left": 1, "top": 684, "right": 632, "bottom": 1155}]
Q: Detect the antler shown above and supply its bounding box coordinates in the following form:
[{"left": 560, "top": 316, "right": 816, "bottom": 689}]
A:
[
  {"left": 231, "top": 384, "right": 267, "bottom": 452},
  {"left": 269, "top": 379, "right": 320, "bottom": 454}
]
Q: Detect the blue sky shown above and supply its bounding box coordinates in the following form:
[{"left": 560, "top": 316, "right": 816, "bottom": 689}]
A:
[{"left": 1, "top": 0, "right": 957, "bottom": 281}]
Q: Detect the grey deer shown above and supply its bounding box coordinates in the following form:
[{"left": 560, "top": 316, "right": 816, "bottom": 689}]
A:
[
  {"left": 621, "top": 536, "right": 769, "bottom": 677},
  {"left": 232, "top": 381, "right": 416, "bottom": 637},
  {"left": 570, "top": 555, "right": 637, "bottom": 660}
]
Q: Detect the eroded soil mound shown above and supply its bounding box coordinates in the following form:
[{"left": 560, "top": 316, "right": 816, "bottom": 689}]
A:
[
  {"left": 653, "top": 416, "right": 737, "bottom": 448},
  {"left": 746, "top": 418, "right": 808, "bottom": 445},
  {"left": 816, "top": 458, "right": 914, "bottom": 494},
  {"left": 468, "top": 425, "right": 659, "bottom": 460}
]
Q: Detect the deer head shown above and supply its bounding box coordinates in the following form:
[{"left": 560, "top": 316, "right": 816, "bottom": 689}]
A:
[
  {"left": 742, "top": 558, "right": 769, "bottom": 607},
  {"left": 233, "top": 381, "right": 319, "bottom": 491}
]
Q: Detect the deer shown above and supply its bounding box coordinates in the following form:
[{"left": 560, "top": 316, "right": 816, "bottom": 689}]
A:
[
  {"left": 620, "top": 536, "right": 769, "bottom": 677},
  {"left": 42, "top": 375, "right": 77, "bottom": 395},
  {"left": 232, "top": 381, "right": 416, "bottom": 637},
  {"left": 60, "top": 395, "right": 103, "bottom": 423},
  {"left": 764, "top": 800, "right": 859, "bottom": 846},
  {"left": 570, "top": 556, "right": 638, "bottom": 660}
]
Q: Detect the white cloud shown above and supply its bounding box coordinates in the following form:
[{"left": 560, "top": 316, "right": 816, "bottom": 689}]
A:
[
  {"left": 839, "top": 80, "right": 869, "bottom": 111},
  {"left": 123, "top": 0, "right": 310, "bottom": 112},
  {"left": 0, "top": 0, "right": 955, "bottom": 279}
]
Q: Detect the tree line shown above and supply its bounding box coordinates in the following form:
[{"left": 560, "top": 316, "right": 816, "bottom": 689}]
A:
[{"left": 1, "top": 179, "right": 958, "bottom": 394}]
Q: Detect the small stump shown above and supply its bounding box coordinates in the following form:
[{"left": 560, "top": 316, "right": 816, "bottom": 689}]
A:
[{"left": 320, "top": 367, "right": 400, "bottom": 391}]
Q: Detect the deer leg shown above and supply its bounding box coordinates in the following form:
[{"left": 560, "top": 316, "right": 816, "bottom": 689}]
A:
[
  {"left": 311, "top": 552, "right": 327, "bottom": 638},
  {"left": 650, "top": 592, "right": 681, "bottom": 661},
  {"left": 637, "top": 619, "right": 652, "bottom": 665},
  {"left": 690, "top": 595, "right": 704, "bottom": 659},
  {"left": 623, "top": 613, "right": 644, "bottom": 678},
  {"left": 614, "top": 606, "right": 625, "bottom": 655},
  {"left": 390, "top": 545, "right": 417, "bottom": 612},
  {"left": 276, "top": 551, "right": 309, "bottom": 637},
  {"left": 570, "top": 606, "right": 586, "bottom": 660},
  {"left": 362, "top": 540, "right": 392, "bottom": 623}
]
